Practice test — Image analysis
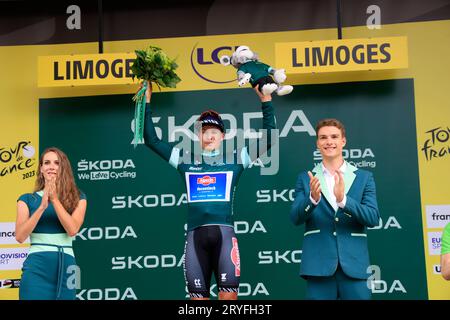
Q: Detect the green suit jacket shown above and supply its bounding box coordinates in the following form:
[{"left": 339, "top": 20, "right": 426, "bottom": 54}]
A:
[{"left": 290, "top": 162, "right": 380, "bottom": 279}]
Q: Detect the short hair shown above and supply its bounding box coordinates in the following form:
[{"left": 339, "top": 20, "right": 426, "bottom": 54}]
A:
[{"left": 315, "top": 118, "right": 346, "bottom": 138}]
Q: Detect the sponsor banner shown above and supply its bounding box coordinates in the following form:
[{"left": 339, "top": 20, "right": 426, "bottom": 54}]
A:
[
  {"left": 38, "top": 53, "right": 136, "bottom": 87},
  {"left": 367, "top": 266, "right": 407, "bottom": 294},
  {"left": 0, "top": 248, "right": 28, "bottom": 271},
  {"left": 77, "top": 159, "right": 137, "bottom": 181},
  {"left": 184, "top": 220, "right": 268, "bottom": 236},
  {"left": 76, "top": 287, "right": 138, "bottom": 300},
  {"left": 426, "top": 205, "right": 450, "bottom": 229},
  {"left": 370, "top": 279, "right": 407, "bottom": 294},
  {"left": 75, "top": 226, "right": 138, "bottom": 241},
  {"left": 275, "top": 36, "right": 408, "bottom": 74},
  {"left": 0, "top": 222, "right": 29, "bottom": 245},
  {"left": 37, "top": 36, "right": 410, "bottom": 90},
  {"left": 258, "top": 250, "right": 302, "bottom": 264},
  {"left": 112, "top": 193, "right": 188, "bottom": 209},
  {"left": 111, "top": 253, "right": 184, "bottom": 270},
  {"left": 185, "top": 282, "right": 270, "bottom": 298},
  {"left": 186, "top": 171, "right": 233, "bottom": 202},
  {"left": 313, "top": 147, "right": 376, "bottom": 169},
  {"left": 428, "top": 232, "right": 442, "bottom": 255}
]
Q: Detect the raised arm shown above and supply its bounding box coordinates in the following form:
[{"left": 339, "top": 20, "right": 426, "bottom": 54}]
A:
[
  {"left": 142, "top": 82, "right": 181, "bottom": 168},
  {"left": 244, "top": 86, "right": 277, "bottom": 163}
]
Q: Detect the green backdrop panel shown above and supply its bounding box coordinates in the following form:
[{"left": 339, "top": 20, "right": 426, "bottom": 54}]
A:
[{"left": 39, "top": 79, "right": 426, "bottom": 299}]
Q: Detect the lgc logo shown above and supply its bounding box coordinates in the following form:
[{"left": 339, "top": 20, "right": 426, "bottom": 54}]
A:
[{"left": 190, "top": 43, "right": 239, "bottom": 83}]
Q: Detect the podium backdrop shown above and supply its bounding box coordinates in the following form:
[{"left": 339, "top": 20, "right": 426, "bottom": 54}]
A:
[{"left": 38, "top": 79, "right": 427, "bottom": 299}]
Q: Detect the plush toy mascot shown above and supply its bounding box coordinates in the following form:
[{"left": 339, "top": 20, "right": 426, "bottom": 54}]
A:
[{"left": 220, "top": 45, "right": 293, "bottom": 96}]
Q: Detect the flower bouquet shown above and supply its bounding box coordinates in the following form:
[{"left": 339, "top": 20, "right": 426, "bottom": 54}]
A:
[{"left": 130, "top": 46, "right": 181, "bottom": 146}]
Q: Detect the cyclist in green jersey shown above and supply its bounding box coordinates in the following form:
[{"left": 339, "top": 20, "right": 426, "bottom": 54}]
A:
[{"left": 140, "top": 81, "right": 276, "bottom": 300}]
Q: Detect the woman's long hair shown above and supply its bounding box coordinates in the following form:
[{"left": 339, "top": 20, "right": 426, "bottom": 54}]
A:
[{"left": 34, "top": 147, "right": 80, "bottom": 213}]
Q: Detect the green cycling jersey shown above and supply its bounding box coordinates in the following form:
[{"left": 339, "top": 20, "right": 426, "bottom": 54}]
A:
[{"left": 143, "top": 100, "right": 276, "bottom": 231}]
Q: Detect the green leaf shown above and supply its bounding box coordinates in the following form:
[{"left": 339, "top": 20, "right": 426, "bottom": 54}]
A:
[{"left": 130, "top": 45, "right": 181, "bottom": 88}]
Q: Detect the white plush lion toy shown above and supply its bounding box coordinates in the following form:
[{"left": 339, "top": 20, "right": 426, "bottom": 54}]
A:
[{"left": 220, "top": 45, "right": 293, "bottom": 96}]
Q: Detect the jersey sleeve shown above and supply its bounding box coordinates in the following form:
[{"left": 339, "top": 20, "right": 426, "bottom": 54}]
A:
[
  {"left": 242, "top": 100, "right": 277, "bottom": 168},
  {"left": 143, "top": 102, "right": 182, "bottom": 169}
]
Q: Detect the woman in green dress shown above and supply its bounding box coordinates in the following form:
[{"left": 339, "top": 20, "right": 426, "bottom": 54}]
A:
[{"left": 16, "top": 147, "right": 87, "bottom": 300}]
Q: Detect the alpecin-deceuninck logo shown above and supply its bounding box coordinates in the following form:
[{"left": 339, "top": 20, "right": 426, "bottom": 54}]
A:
[
  {"left": 421, "top": 126, "right": 450, "bottom": 161},
  {"left": 197, "top": 175, "right": 216, "bottom": 186},
  {"left": 0, "top": 141, "right": 36, "bottom": 179},
  {"left": 190, "top": 43, "right": 239, "bottom": 84}
]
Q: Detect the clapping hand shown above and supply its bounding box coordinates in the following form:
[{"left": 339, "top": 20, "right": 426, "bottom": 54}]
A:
[
  {"left": 47, "top": 176, "right": 58, "bottom": 202},
  {"left": 333, "top": 171, "right": 345, "bottom": 203},
  {"left": 308, "top": 171, "right": 321, "bottom": 202}
]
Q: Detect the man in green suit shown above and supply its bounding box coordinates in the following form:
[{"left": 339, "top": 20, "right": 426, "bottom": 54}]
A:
[{"left": 290, "top": 118, "right": 380, "bottom": 299}]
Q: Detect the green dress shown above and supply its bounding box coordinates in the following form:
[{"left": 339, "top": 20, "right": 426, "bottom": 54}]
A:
[{"left": 17, "top": 191, "right": 86, "bottom": 300}]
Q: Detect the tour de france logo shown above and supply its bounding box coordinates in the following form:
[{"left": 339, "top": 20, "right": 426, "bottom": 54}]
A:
[
  {"left": 420, "top": 126, "right": 450, "bottom": 162},
  {"left": 0, "top": 141, "right": 36, "bottom": 179}
]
